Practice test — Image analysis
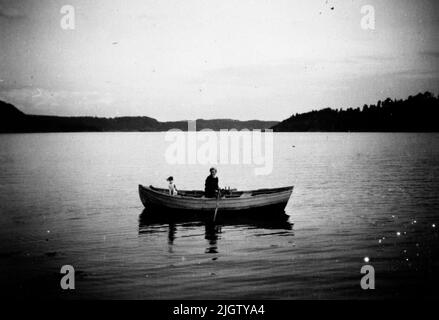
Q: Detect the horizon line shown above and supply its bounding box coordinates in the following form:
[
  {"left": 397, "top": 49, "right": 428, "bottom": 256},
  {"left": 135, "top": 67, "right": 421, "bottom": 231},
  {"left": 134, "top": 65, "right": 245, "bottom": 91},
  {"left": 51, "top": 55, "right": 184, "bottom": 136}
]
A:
[{"left": 1, "top": 90, "right": 437, "bottom": 123}]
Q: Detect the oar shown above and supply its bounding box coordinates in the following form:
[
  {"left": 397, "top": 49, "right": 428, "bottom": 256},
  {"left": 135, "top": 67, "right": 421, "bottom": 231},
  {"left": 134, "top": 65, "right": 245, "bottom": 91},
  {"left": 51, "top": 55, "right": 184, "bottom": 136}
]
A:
[{"left": 213, "top": 191, "right": 220, "bottom": 222}]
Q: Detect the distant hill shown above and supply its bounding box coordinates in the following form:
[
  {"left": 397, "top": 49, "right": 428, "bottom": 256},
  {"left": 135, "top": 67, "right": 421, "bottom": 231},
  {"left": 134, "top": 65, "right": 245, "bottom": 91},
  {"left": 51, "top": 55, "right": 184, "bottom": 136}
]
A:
[
  {"left": 272, "top": 92, "right": 439, "bottom": 132},
  {"left": 3, "top": 92, "right": 438, "bottom": 133},
  {"left": 0, "top": 101, "right": 278, "bottom": 133}
]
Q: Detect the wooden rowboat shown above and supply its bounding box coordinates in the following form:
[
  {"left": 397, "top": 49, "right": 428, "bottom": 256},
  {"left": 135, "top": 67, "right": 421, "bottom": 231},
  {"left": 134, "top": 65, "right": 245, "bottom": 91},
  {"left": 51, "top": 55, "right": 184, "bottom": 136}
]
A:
[{"left": 138, "top": 184, "right": 293, "bottom": 215}]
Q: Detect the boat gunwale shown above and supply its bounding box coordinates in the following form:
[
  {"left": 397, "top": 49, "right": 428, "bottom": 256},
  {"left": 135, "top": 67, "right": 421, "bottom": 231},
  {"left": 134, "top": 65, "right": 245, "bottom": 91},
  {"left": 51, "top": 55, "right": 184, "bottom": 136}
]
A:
[{"left": 139, "top": 184, "right": 294, "bottom": 201}]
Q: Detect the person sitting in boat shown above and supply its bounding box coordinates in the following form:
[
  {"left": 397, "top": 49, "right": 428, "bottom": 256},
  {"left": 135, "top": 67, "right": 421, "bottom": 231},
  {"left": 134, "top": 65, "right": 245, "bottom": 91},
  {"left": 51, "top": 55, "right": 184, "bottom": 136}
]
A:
[
  {"left": 167, "top": 176, "right": 178, "bottom": 196},
  {"left": 205, "top": 167, "right": 219, "bottom": 198}
]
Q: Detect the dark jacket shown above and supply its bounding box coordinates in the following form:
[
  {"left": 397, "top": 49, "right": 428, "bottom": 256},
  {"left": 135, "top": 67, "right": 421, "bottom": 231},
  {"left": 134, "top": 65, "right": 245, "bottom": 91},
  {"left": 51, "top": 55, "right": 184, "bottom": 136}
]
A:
[{"left": 205, "top": 175, "right": 219, "bottom": 197}]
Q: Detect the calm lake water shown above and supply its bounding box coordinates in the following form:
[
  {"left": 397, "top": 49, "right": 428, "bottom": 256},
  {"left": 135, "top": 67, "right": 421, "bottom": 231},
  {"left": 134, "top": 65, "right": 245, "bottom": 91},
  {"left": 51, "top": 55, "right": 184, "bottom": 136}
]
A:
[{"left": 0, "top": 132, "right": 438, "bottom": 299}]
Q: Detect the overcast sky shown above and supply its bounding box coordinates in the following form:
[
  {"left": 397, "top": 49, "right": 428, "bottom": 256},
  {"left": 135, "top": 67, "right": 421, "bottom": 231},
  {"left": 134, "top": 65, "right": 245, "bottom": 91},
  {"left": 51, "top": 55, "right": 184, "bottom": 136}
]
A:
[{"left": 0, "top": 0, "right": 438, "bottom": 120}]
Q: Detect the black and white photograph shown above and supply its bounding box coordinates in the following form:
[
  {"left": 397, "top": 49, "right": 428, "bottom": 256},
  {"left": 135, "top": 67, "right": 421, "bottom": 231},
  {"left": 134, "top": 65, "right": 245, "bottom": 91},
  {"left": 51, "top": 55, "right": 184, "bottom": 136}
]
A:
[{"left": 0, "top": 0, "right": 439, "bottom": 306}]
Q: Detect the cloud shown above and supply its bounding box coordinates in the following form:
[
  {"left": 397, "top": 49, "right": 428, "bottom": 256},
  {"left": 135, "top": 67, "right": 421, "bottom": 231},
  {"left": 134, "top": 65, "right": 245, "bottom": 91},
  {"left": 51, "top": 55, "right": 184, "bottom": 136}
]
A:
[
  {"left": 388, "top": 69, "right": 439, "bottom": 80},
  {"left": 420, "top": 51, "right": 439, "bottom": 59},
  {"left": 194, "top": 54, "right": 401, "bottom": 88},
  {"left": 0, "top": 87, "right": 115, "bottom": 116},
  {"left": 0, "top": 3, "right": 25, "bottom": 20}
]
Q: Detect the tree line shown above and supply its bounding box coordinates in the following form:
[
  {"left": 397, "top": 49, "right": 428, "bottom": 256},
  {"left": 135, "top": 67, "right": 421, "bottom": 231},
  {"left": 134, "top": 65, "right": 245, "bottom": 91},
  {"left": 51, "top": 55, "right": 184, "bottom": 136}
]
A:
[{"left": 272, "top": 92, "right": 439, "bottom": 132}]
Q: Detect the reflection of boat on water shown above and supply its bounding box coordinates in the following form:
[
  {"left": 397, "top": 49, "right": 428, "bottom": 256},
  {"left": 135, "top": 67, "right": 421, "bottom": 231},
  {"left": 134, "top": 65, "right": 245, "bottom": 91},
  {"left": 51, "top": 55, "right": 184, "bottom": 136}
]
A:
[
  {"left": 138, "top": 185, "right": 293, "bottom": 216},
  {"left": 138, "top": 209, "right": 293, "bottom": 254},
  {"left": 138, "top": 208, "right": 293, "bottom": 231}
]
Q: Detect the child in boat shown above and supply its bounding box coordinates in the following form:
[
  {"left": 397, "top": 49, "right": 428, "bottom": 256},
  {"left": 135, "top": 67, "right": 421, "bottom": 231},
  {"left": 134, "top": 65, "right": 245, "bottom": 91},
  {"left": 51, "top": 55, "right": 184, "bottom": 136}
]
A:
[{"left": 167, "top": 176, "right": 178, "bottom": 196}]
